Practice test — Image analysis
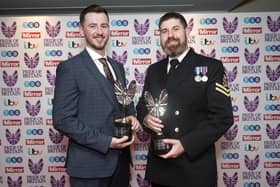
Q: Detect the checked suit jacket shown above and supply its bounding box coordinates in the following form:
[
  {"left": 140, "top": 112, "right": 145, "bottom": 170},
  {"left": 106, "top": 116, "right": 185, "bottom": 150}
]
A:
[
  {"left": 53, "top": 49, "right": 134, "bottom": 178},
  {"left": 136, "top": 48, "right": 234, "bottom": 187}
]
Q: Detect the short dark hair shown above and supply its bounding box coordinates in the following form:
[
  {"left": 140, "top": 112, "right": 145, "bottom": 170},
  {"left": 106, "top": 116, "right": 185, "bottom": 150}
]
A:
[
  {"left": 159, "top": 12, "right": 187, "bottom": 29},
  {"left": 79, "top": 4, "right": 109, "bottom": 24}
]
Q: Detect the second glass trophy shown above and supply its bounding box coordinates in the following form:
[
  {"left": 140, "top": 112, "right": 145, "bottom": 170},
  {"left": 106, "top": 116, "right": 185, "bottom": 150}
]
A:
[{"left": 144, "top": 89, "right": 171, "bottom": 155}]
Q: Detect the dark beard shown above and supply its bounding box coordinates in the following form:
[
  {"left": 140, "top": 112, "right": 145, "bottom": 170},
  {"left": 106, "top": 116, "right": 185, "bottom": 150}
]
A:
[
  {"left": 163, "top": 43, "right": 186, "bottom": 57},
  {"left": 162, "top": 37, "right": 187, "bottom": 57}
]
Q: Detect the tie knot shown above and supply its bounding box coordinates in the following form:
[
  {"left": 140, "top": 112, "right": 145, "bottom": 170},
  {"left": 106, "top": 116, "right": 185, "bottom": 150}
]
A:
[
  {"left": 170, "top": 59, "right": 179, "bottom": 68},
  {"left": 98, "top": 58, "right": 107, "bottom": 65}
]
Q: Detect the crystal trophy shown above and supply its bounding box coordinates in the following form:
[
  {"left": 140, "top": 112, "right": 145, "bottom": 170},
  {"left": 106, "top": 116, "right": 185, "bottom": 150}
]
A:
[
  {"left": 114, "top": 80, "right": 136, "bottom": 141},
  {"left": 144, "top": 89, "right": 171, "bottom": 155}
]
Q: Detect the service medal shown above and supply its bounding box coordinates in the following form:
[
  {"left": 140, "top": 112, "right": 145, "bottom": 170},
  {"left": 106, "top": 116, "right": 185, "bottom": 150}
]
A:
[
  {"left": 201, "top": 66, "right": 208, "bottom": 82},
  {"left": 194, "top": 67, "right": 202, "bottom": 82}
]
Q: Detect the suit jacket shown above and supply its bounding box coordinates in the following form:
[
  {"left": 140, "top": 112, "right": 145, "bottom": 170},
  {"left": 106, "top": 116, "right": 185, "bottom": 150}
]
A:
[
  {"left": 53, "top": 49, "right": 134, "bottom": 178},
  {"left": 136, "top": 48, "right": 234, "bottom": 187}
]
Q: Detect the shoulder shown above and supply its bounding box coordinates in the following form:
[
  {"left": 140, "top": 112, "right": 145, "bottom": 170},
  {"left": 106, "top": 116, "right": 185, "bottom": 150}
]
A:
[
  {"left": 193, "top": 51, "right": 222, "bottom": 67},
  {"left": 192, "top": 51, "right": 224, "bottom": 74},
  {"left": 108, "top": 56, "right": 122, "bottom": 67},
  {"left": 148, "top": 59, "right": 167, "bottom": 71},
  {"left": 58, "top": 51, "right": 85, "bottom": 68}
]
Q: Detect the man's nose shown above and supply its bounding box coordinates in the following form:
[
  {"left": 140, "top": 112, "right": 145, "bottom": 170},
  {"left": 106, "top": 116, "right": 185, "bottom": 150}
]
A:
[
  {"left": 96, "top": 26, "right": 103, "bottom": 34},
  {"left": 168, "top": 30, "right": 174, "bottom": 37}
]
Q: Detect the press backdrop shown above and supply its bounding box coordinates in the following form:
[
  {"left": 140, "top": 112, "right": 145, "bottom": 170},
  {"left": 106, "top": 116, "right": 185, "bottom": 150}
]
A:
[{"left": 0, "top": 12, "right": 280, "bottom": 187}]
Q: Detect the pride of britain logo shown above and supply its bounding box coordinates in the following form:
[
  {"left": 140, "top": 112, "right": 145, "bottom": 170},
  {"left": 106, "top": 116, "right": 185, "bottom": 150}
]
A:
[{"left": 1, "top": 21, "right": 16, "bottom": 38}]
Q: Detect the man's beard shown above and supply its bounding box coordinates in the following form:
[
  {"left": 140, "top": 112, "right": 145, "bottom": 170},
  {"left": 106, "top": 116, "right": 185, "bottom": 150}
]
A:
[
  {"left": 86, "top": 35, "right": 108, "bottom": 50},
  {"left": 162, "top": 37, "right": 187, "bottom": 57}
]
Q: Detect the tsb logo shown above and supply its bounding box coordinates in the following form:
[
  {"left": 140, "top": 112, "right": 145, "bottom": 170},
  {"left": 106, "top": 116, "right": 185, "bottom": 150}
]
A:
[
  {"left": 243, "top": 182, "right": 260, "bottom": 187},
  {"left": 3, "top": 109, "right": 20, "bottom": 116},
  {"left": 66, "top": 21, "right": 80, "bottom": 28},
  {"left": 264, "top": 104, "right": 280, "bottom": 111},
  {"left": 1, "top": 50, "right": 19, "bottom": 57},
  {"left": 135, "top": 154, "right": 147, "bottom": 161},
  {"left": 47, "top": 108, "right": 52, "bottom": 116},
  {"left": 5, "top": 156, "right": 23, "bottom": 164},
  {"left": 26, "top": 129, "right": 44, "bottom": 135},
  {"left": 111, "top": 19, "right": 128, "bottom": 26},
  {"left": 24, "top": 80, "right": 41, "bottom": 87},
  {"left": 232, "top": 105, "right": 239, "bottom": 112},
  {"left": 222, "top": 153, "right": 239, "bottom": 159},
  {"left": 199, "top": 18, "right": 217, "bottom": 25},
  {"left": 22, "top": 22, "right": 40, "bottom": 28},
  {"left": 265, "top": 152, "right": 280, "bottom": 158},
  {"left": 221, "top": 46, "right": 239, "bottom": 53},
  {"left": 133, "top": 48, "right": 151, "bottom": 55},
  {"left": 265, "top": 45, "right": 280, "bottom": 52},
  {"left": 45, "top": 50, "right": 63, "bottom": 57},
  {"left": 243, "top": 17, "right": 261, "bottom": 24},
  {"left": 49, "top": 156, "right": 66, "bottom": 163},
  {"left": 243, "top": 124, "right": 261, "bottom": 131},
  {"left": 243, "top": 76, "right": 261, "bottom": 83}
]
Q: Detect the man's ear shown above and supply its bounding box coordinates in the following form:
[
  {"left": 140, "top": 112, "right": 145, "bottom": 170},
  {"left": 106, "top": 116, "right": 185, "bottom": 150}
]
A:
[{"left": 79, "top": 25, "right": 85, "bottom": 37}]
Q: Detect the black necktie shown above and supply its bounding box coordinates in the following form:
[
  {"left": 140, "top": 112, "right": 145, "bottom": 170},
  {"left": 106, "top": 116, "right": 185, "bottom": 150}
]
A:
[
  {"left": 98, "top": 58, "right": 115, "bottom": 83},
  {"left": 168, "top": 59, "right": 179, "bottom": 76}
]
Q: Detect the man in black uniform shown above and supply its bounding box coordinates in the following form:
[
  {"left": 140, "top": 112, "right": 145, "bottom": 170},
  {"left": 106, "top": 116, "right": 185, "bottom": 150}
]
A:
[{"left": 136, "top": 12, "right": 234, "bottom": 187}]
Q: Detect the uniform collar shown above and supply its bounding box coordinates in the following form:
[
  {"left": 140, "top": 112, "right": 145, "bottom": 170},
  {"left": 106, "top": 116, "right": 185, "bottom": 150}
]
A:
[{"left": 168, "top": 47, "right": 190, "bottom": 63}]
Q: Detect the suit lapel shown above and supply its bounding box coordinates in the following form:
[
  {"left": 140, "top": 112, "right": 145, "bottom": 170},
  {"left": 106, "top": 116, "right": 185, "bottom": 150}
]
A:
[
  {"left": 81, "top": 50, "right": 116, "bottom": 105},
  {"left": 108, "top": 57, "right": 125, "bottom": 87}
]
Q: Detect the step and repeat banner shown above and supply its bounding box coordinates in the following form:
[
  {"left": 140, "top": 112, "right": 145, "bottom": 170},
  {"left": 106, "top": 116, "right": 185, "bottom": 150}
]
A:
[{"left": 0, "top": 12, "right": 280, "bottom": 187}]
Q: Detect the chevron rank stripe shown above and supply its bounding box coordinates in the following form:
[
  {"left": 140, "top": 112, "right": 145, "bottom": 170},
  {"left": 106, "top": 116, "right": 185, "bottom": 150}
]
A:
[{"left": 215, "top": 82, "right": 230, "bottom": 96}]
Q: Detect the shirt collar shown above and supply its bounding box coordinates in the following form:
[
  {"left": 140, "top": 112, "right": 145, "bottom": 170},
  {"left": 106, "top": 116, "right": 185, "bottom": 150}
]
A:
[
  {"left": 168, "top": 47, "right": 190, "bottom": 63},
  {"left": 86, "top": 46, "right": 107, "bottom": 61}
]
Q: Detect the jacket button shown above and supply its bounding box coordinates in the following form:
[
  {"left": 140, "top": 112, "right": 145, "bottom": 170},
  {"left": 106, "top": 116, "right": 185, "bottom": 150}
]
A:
[
  {"left": 174, "top": 110, "right": 180, "bottom": 116},
  {"left": 174, "top": 127, "right": 179, "bottom": 133}
]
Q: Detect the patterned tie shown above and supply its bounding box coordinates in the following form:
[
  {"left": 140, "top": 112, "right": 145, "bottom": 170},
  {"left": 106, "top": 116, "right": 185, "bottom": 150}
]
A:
[
  {"left": 98, "top": 58, "right": 115, "bottom": 83},
  {"left": 168, "top": 58, "right": 179, "bottom": 76}
]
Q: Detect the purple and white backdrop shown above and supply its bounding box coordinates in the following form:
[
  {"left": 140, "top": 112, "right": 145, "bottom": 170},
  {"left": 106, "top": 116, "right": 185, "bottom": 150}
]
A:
[{"left": 0, "top": 12, "right": 280, "bottom": 187}]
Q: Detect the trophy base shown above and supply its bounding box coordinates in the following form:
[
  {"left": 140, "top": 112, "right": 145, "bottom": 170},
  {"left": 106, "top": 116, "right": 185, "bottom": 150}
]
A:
[
  {"left": 114, "top": 122, "right": 132, "bottom": 141},
  {"left": 152, "top": 136, "right": 171, "bottom": 155}
]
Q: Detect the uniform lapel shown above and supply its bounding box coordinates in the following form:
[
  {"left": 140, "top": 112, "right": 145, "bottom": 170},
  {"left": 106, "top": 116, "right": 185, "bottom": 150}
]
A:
[{"left": 167, "top": 49, "right": 195, "bottom": 89}]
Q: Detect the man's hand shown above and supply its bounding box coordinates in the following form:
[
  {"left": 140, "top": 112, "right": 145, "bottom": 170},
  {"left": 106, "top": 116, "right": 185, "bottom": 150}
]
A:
[
  {"left": 143, "top": 114, "right": 164, "bottom": 133},
  {"left": 125, "top": 115, "right": 141, "bottom": 131},
  {"left": 109, "top": 132, "right": 136, "bottom": 149},
  {"left": 115, "top": 115, "right": 141, "bottom": 132},
  {"left": 159, "top": 139, "right": 185, "bottom": 159}
]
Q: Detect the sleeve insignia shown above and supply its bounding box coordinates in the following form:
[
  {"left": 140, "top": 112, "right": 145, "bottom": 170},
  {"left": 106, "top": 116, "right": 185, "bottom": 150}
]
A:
[{"left": 215, "top": 72, "right": 230, "bottom": 97}]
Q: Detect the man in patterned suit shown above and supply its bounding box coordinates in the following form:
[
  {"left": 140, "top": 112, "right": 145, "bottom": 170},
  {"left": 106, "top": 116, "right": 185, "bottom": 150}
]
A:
[
  {"left": 53, "top": 4, "right": 140, "bottom": 187},
  {"left": 136, "top": 12, "right": 234, "bottom": 187}
]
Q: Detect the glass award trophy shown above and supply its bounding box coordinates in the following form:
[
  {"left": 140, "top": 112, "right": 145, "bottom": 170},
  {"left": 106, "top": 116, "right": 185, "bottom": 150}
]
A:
[
  {"left": 144, "top": 89, "right": 171, "bottom": 155},
  {"left": 113, "top": 80, "right": 136, "bottom": 141}
]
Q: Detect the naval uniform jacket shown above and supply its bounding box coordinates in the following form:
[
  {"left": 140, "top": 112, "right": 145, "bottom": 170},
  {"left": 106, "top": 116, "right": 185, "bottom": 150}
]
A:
[{"left": 136, "top": 48, "right": 234, "bottom": 187}]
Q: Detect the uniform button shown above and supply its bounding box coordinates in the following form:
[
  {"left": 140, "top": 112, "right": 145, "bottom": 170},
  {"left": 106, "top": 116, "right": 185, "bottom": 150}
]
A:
[
  {"left": 174, "top": 110, "right": 180, "bottom": 116},
  {"left": 174, "top": 127, "right": 179, "bottom": 133}
]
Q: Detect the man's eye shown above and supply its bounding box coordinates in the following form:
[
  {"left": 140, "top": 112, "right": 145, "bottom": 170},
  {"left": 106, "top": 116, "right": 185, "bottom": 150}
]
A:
[{"left": 160, "top": 30, "right": 167, "bottom": 34}]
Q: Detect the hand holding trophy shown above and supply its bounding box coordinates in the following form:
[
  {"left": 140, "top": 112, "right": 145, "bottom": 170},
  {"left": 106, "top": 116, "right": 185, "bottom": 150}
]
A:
[
  {"left": 114, "top": 80, "right": 136, "bottom": 141},
  {"left": 144, "top": 89, "right": 171, "bottom": 155}
]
